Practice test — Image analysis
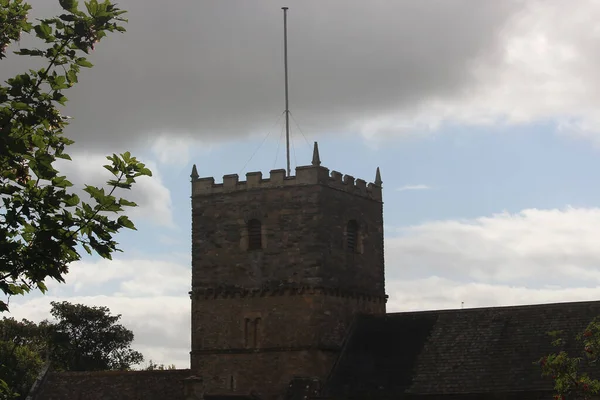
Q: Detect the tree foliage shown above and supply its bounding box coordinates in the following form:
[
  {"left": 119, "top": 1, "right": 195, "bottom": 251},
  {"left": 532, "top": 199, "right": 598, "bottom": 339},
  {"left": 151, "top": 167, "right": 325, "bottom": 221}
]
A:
[
  {"left": 49, "top": 301, "right": 144, "bottom": 371},
  {"left": 0, "top": 339, "right": 43, "bottom": 400},
  {"left": 1, "top": 0, "right": 151, "bottom": 396},
  {"left": 0, "top": 316, "right": 49, "bottom": 399},
  {"left": 0, "top": 301, "right": 144, "bottom": 399},
  {"left": 144, "top": 360, "right": 177, "bottom": 371},
  {"left": 538, "top": 318, "right": 600, "bottom": 400},
  {"left": 0, "top": 0, "right": 152, "bottom": 315}
]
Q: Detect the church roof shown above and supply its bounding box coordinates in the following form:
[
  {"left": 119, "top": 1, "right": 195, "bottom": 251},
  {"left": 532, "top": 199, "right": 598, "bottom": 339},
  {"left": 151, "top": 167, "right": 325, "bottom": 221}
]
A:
[
  {"left": 324, "top": 300, "right": 600, "bottom": 399},
  {"left": 33, "top": 369, "right": 192, "bottom": 400}
]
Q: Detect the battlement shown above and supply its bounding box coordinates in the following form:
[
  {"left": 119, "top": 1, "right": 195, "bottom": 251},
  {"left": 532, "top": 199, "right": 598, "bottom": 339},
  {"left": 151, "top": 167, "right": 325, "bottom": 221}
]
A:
[
  {"left": 191, "top": 165, "right": 381, "bottom": 201},
  {"left": 190, "top": 142, "right": 382, "bottom": 201}
]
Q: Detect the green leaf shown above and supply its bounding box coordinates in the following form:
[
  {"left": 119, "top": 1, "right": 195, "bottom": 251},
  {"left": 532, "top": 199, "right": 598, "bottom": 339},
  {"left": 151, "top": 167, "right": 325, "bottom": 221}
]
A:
[
  {"left": 83, "top": 185, "right": 104, "bottom": 200},
  {"left": 59, "top": 0, "right": 77, "bottom": 12},
  {"left": 14, "top": 48, "right": 44, "bottom": 57},
  {"left": 56, "top": 153, "right": 72, "bottom": 160},
  {"left": 56, "top": 94, "right": 68, "bottom": 105},
  {"left": 59, "top": 13, "right": 77, "bottom": 22},
  {"left": 67, "top": 69, "right": 79, "bottom": 84},
  {"left": 52, "top": 75, "right": 68, "bottom": 90},
  {"left": 75, "top": 58, "right": 93, "bottom": 68},
  {"left": 37, "top": 281, "right": 48, "bottom": 293},
  {"left": 103, "top": 164, "right": 117, "bottom": 174},
  {"left": 117, "top": 215, "right": 135, "bottom": 230},
  {"left": 12, "top": 102, "right": 29, "bottom": 110},
  {"left": 52, "top": 176, "right": 73, "bottom": 188},
  {"left": 34, "top": 22, "right": 53, "bottom": 40},
  {"left": 85, "top": 0, "right": 99, "bottom": 15},
  {"left": 82, "top": 243, "right": 92, "bottom": 255},
  {"left": 119, "top": 198, "right": 137, "bottom": 207},
  {"left": 140, "top": 167, "right": 152, "bottom": 177}
]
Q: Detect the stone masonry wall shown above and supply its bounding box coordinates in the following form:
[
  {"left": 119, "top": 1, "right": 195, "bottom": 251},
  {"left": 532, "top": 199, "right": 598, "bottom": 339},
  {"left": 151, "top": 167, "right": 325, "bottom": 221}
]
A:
[
  {"left": 34, "top": 369, "right": 191, "bottom": 400},
  {"left": 318, "top": 185, "right": 385, "bottom": 295},
  {"left": 191, "top": 183, "right": 324, "bottom": 289},
  {"left": 190, "top": 292, "right": 384, "bottom": 399},
  {"left": 189, "top": 350, "right": 337, "bottom": 400},
  {"left": 191, "top": 167, "right": 385, "bottom": 295},
  {"left": 190, "top": 163, "right": 385, "bottom": 399},
  {"left": 191, "top": 291, "right": 385, "bottom": 354}
]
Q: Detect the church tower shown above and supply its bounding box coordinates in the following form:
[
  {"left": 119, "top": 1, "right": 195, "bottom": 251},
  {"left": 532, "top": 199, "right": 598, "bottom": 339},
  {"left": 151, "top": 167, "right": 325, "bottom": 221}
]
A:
[{"left": 188, "top": 143, "right": 386, "bottom": 399}]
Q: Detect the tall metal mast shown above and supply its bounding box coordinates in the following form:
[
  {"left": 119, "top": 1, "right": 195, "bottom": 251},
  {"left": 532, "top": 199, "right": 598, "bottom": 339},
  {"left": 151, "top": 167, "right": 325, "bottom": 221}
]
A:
[{"left": 282, "top": 7, "right": 291, "bottom": 177}]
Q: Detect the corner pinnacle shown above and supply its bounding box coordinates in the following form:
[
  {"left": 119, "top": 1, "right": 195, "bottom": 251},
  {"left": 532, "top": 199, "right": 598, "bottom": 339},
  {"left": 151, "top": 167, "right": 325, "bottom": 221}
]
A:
[
  {"left": 375, "top": 167, "right": 382, "bottom": 186},
  {"left": 190, "top": 164, "right": 199, "bottom": 180},
  {"left": 312, "top": 141, "right": 321, "bottom": 166}
]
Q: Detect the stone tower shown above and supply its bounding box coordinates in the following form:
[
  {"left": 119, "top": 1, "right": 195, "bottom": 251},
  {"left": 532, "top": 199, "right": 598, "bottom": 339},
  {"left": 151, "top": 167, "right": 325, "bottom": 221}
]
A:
[{"left": 188, "top": 143, "right": 386, "bottom": 399}]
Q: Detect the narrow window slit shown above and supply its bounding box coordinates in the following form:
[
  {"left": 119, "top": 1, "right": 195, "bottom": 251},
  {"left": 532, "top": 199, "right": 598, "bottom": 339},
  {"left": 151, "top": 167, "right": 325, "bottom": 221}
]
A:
[
  {"left": 247, "top": 219, "right": 262, "bottom": 250},
  {"left": 347, "top": 220, "right": 358, "bottom": 253}
]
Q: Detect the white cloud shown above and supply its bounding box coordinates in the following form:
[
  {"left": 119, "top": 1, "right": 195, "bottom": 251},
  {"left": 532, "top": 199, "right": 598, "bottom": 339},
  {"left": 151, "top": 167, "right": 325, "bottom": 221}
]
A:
[
  {"left": 396, "top": 184, "right": 431, "bottom": 192},
  {"left": 383, "top": 206, "right": 600, "bottom": 313},
  {"left": 59, "top": 258, "right": 189, "bottom": 296},
  {"left": 55, "top": 152, "right": 175, "bottom": 228},
  {"left": 8, "top": 256, "right": 191, "bottom": 369},
  {"left": 386, "top": 206, "right": 600, "bottom": 286},
  {"left": 386, "top": 276, "right": 600, "bottom": 313},
  {"left": 150, "top": 135, "right": 193, "bottom": 167}
]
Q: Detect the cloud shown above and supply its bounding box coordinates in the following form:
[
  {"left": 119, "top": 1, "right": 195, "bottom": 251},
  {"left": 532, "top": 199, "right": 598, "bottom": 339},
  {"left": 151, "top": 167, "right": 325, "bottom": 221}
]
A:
[
  {"left": 55, "top": 152, "right": 175, "bottom": 228},
  {"left": 359, "top": 0, "right": 600, "bottom": 139},
  {"left": 58, "top": 258, "right": 190, "bottom": 296},
  {"left": 7, "top": 255, "right": 191, "bottom": 368},
  {"left": 4, "top": 0, "right": 600, "bottom": 148},
  {"left": 10, "top": 294, "right": 190, "bottom": 368},
  {"left": 150, "top": 135, "right": 194, "bottom": 167},
  {"left": 386, "top": 277, "right": 600, "bottom": 313},
  {"left": 1, "top": 0, "right": 522, "bottom": 150},
  {"left": 385, "top": 206, "right": 600, "bottom": 286},
  {"left": 383, "top": 205, "right": 600, "bottom": 313},
  {"left": 397, "top": 184, "right": 431, "bottom": 192}
]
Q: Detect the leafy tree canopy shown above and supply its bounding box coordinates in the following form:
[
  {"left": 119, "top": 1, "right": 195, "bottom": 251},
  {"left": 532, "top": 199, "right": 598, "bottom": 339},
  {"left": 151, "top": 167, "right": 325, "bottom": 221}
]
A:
[
  {"left": 0, "top": 336, "right": 43, "bottom": 400},
  {"left": 49, "top": 301, "right": 144, "bottom": 371},
  {"left": 539, "top": 317, "right": 600, "bottom": 400},
  {"left": 0, "top": 301, "right": 144, "bottom": 399},
  {"left": 0, "top": 0, "right": 151, "bottom": 314}
]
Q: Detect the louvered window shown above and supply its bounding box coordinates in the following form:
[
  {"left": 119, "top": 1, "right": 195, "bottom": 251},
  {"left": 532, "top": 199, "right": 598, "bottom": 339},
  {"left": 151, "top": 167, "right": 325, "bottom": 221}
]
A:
[
  {"left": 247, "top": 219, "right": 262, "bottom": 250},
  {"left": 347, "top": 220, "right": 359, "bottom": 253}
]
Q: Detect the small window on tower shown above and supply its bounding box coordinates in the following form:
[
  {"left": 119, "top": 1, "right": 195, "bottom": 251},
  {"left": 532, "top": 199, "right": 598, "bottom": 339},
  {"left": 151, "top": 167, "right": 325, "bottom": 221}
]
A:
[
  {"left": 247, "top": 219, "right": 262, "bottom": 250},
  {"left": 346, "top": 220, "right": 359, "bottom": 253}
]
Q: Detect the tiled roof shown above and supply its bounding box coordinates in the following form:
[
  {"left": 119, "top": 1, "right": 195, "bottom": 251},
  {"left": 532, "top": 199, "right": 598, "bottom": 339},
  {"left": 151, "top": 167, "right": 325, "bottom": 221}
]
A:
[
  {"left": 324, "top": 300, "right": 600, "bottom": 398},
  {"left": 34, "top": 369, "right": 192, "bottom": 400}
]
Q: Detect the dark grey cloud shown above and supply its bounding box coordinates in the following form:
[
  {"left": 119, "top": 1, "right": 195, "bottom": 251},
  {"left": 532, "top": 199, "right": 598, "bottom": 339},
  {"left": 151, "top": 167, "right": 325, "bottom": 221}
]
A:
[{"left": 2, "top": 0, "right": 522, "bottom": 151}]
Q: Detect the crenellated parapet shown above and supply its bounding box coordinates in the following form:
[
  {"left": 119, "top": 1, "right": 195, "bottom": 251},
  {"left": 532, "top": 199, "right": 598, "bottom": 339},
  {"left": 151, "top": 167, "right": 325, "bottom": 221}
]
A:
[{"left": 190, "top": 143, "right": 382, "bottom": 201}]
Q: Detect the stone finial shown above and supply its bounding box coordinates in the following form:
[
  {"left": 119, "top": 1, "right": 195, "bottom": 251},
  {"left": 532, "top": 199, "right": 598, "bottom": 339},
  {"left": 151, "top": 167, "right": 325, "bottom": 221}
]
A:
[
  {"left": 311, "top": 141, "right": 321, "bottom": 166},
  {"left": 190, "top": 164, "right": 199, "bottom": 180},
  {"left": 375, "top": 167, "right": 382, "bottom": 186}
]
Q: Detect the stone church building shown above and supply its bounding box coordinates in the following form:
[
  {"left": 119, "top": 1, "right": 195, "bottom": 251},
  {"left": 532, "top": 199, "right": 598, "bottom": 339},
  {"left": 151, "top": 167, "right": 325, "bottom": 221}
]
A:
[{"left": 32, "top": 143, "right": 600, "bottom": 399}]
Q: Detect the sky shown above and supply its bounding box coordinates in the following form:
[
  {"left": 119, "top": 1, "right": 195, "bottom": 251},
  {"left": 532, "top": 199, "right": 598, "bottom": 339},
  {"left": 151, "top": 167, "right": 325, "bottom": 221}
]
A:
[{"left": 3, "top": 0, "right": 600, "bottom": 368}]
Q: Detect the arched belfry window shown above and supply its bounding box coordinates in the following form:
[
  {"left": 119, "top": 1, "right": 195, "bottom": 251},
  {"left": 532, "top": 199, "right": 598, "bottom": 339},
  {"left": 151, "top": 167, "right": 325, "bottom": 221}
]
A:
[
  {"left": 247, "top": 219, "right": 262, "bottom": 250},
  {"left": 346, "top": 220, "right": 359, "bottom": 253}
]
